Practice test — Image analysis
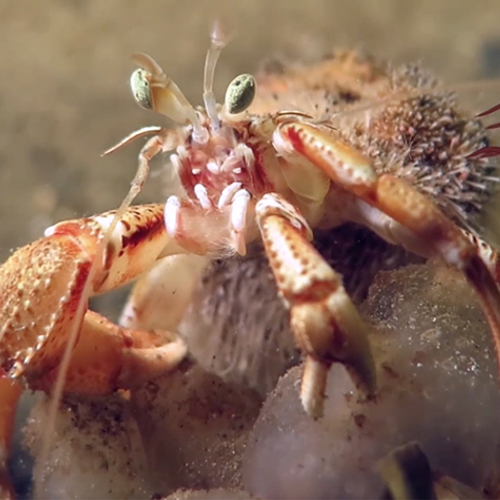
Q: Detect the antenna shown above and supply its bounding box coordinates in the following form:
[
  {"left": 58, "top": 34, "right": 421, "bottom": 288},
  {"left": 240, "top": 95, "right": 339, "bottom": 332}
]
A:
[{"left": 203, "top": 20, "right": 230, "bottom": 131}]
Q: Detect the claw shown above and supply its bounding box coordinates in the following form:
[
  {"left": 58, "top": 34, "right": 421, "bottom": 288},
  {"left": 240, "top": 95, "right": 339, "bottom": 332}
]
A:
[
  {"left": 0, "top": 204, "right": 186, "bottom": 386},
  {"left": 0, "top": 204, "right": 198, "bottom": 495}
]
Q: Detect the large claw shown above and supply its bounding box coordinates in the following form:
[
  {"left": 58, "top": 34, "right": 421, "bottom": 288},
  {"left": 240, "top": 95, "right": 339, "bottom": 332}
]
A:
[
  {"left": 0, "top": 204, "right": 194, "bottom": 495},
  {"left": 0, "top": 203, "right": 195, "bottom": 394}
]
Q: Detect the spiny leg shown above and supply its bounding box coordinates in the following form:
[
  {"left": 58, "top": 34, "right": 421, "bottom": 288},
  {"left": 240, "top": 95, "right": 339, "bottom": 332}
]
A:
[
  {"left": 256, "top": 193, "right": 376, "bottom": 418},
  {"left": 275, "top": 121, "right": 500, "bottom": 374}
]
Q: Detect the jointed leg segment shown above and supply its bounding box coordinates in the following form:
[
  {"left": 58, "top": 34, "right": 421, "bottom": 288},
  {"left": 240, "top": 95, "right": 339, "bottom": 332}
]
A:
[
  {"left": 256, "top": 193, "right": 376, "bottom": 418},
  {"left": 275, "top": 120, "right": 500, "bottom": 384}
]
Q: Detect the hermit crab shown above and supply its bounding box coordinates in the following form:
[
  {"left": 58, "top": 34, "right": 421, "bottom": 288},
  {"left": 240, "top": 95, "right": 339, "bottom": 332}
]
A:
[{"left": 2, "top": 24, "right": 500, "bottom": 498}]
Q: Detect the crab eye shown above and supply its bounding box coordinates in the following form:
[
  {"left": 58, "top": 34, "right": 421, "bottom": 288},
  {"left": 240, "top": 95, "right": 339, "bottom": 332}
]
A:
[
  {"left": 130, "top": 68, "right": 153, "bottom": 110},
  {"left": 224, "top": 73, "right": 256, "bottom": 114}
]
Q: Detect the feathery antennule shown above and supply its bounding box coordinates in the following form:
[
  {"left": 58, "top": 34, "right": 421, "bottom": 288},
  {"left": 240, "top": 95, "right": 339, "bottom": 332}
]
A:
[{"left": 203, "top": 20, "right": 230, "bottom": 131}]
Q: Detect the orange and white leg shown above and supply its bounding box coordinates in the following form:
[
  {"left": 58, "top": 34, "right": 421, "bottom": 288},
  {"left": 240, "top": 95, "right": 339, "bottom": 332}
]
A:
[
  {"left": 331, "top": 189, "right": 500, "bottom": 284},
  {"left": 274, "top": 121, "right": 500, "bottom": 373},
  {"left": 256, "top": 193, "right": 376, "bottom": 418}
]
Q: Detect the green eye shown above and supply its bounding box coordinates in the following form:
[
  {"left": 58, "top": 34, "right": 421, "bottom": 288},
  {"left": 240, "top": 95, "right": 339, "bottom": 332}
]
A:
[
  {"left": 224, "top": 73, "right": 256, "bottom": 114},
  {"left": 130, "top": 68, "right": 153, "bottom": 110}
]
